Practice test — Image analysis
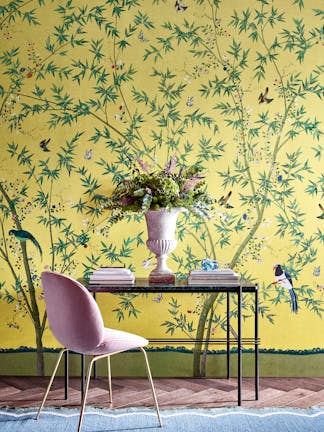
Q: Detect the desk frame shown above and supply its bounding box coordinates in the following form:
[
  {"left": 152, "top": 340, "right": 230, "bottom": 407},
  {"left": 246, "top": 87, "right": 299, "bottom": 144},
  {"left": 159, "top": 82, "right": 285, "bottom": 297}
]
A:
[{"left": 70, "top": 281, "right": 259, "bottom": 406}]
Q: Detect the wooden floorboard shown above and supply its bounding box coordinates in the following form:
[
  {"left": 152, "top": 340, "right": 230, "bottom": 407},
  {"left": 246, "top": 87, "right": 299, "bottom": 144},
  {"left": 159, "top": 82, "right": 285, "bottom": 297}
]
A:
[{"left": 0, "top": 377, "right": 323, "bottom": 409}]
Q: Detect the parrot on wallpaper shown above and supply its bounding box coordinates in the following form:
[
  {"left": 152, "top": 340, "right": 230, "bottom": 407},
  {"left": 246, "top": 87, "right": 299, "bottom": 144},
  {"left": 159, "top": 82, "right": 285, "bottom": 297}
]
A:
[
  {"left": 273, "top": 264, "right": 298, "bottom": 313},
  {"left": 9, "top": 229, "right": 43, "bottom": 259}
]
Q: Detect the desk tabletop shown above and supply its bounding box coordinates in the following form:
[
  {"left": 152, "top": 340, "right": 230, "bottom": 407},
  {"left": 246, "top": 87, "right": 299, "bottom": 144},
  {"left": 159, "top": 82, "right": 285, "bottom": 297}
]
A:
[{"left": 86, "top": 278, "right": 257, "bottom": 293}]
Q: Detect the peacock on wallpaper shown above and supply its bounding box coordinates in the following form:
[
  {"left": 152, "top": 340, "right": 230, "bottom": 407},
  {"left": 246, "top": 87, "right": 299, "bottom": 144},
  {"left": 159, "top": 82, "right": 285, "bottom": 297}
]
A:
[{"left": 0, "top": 0, "right": 323, "bottom": 377}]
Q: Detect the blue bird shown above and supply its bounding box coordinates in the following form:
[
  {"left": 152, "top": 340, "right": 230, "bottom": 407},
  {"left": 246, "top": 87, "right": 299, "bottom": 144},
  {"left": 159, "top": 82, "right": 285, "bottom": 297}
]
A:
[
  {"left": 9, "top": 229, "right": 43, "bottom": 259},
  {"left": 273, "top": 264, "right": 298, "bottom": 313}
]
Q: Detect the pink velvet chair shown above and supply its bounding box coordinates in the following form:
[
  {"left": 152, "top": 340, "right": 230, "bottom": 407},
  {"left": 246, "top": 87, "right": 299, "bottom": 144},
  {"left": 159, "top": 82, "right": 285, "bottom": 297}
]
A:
[{"left": 36, "top": 271, "right": 162, "bottom": 431}]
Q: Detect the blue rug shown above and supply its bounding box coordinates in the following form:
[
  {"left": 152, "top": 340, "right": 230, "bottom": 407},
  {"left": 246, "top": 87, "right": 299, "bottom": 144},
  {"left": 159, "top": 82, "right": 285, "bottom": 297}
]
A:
[{"left": 0, "top": 407, "right": 323, "bottom": 431}]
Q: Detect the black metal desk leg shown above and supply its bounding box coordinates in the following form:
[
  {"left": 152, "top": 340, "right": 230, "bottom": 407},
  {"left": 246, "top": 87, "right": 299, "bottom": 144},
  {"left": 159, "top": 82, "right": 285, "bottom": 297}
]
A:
[
  {"left": 226, "top": 291, "right": 230, "bottom": 379},
  {"left": 64, "top": 350, "right": 69, "bottom": 400},
  {"left": 238, "top": 285, "right": 242, "bottom": 406},
  {"left": 255, "top": 285, "right": 259, "bottom": 400}
]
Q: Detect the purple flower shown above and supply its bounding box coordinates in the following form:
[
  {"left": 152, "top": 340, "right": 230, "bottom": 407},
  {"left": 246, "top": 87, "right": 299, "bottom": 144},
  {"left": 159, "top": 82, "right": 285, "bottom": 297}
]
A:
[
  {"left": 164, "top": 155, "right": 177, "bottom": 174},
  {"left": 183, "top": 175, "right": 205, "bottom": 192},
  {"left": 121, "top": 197, "right": 134, "bottom": 205},
  {"left": 135, "top": 157, "right": 150, "bottom": 172}
]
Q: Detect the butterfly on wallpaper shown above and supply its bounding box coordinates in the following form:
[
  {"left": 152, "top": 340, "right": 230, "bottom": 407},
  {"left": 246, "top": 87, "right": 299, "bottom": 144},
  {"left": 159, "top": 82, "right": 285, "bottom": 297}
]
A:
[
  {"left": 39, "top": 138, "right": 50, "bottom": 152},
  {"left": 258, "top": 87, "right": 273, "bottom": 104},
  {"left": 152, "top": 293, "right": 163, "bottom": 303},
  {"left": 85, "top": 149, "right": 92, "bottom": 160},
  {"left": 142, "top": 258, "right": 153, "bottom": 269},
  {"left": 138, "top": 30, "right": 149, "bottom": 42},
  {"left": 317, "top": 203, "right": 324, "bottom": 219},
  {"left": 186, "top": 96, "right": 194, "bottom": 107},
  {"left": 175, "top": 0, "right": 188, "bottom": 12},
  {"left": 313, "top": 266, "right": 320, "bottom": 277}
]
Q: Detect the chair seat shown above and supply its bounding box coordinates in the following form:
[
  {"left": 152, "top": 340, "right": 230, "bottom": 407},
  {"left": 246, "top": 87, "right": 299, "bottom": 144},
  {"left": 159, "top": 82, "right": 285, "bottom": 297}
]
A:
[{"left": 82, "top": 328, "right": 148, "bottom": 355}]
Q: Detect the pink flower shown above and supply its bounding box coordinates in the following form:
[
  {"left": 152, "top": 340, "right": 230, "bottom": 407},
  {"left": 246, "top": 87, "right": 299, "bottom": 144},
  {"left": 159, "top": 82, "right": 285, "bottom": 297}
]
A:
[
  {"left": 183, "top": 175, "right": 204, "bottom": 192},
  {"left": 164, "top": 155, "right": 177, "bottom": 174},
  {"left": 135, "top": 157, "right": 150, "bottom": 172}
]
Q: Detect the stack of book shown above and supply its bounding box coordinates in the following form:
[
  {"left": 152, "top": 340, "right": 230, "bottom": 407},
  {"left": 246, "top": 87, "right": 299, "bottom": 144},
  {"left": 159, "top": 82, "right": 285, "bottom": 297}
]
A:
[
  {"left": 89, "top": 267, "right": 135, "bottom": 285},
  {"left": 188, "top": 268, "right": 240, "bottom": 286}
]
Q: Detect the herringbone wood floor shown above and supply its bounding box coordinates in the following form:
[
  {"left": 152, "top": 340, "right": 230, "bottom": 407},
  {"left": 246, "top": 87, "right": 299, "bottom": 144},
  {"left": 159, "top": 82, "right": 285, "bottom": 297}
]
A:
[{"left": 0, "top": 377, "right": 323, "bottom": 409}]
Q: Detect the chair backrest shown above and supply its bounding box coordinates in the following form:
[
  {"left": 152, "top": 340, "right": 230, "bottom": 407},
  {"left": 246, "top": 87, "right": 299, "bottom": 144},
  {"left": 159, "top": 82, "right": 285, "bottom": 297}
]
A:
[{"left": 41, "top": 271, "right": 104, "bottom": 353}]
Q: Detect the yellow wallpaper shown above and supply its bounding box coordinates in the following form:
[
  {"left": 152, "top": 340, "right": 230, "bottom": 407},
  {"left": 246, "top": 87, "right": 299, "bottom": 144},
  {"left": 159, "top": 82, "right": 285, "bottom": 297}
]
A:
[{"left": 0, "top": 0, "right": 323, "bottom": 376}]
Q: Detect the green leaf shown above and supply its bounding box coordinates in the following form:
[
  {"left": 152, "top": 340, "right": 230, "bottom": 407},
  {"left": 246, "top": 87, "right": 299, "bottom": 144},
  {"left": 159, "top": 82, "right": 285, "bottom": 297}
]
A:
[
  {"left": 293, "top": 0, "right": 304, "bottom": 10},
  {"left": 134, "top": 11, "right": 154, "bottom": 29},
  {"left": 144, "top": 45, "right": 163, "bottom": 62},
  {"left": 23, "top": 9, "right": 40, "bottom": 25}
]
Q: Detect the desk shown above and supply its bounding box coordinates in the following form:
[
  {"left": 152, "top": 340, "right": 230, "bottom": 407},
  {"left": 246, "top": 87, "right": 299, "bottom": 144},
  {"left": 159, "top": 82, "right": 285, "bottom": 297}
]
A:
[{"left": 84, "top": 279, "right": 260, "bottom": 406}]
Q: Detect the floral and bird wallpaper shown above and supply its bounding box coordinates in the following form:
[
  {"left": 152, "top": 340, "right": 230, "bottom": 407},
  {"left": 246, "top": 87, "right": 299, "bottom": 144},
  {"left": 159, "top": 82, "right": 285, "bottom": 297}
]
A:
[{"left": 0, "top": 0, "right": 323, "bottom": 377}]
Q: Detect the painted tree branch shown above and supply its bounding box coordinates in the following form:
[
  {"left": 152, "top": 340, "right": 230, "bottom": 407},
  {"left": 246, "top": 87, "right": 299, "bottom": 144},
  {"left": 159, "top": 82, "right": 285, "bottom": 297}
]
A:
[{"left": 0, "top": 181, "right": 44, "bottom": 375}]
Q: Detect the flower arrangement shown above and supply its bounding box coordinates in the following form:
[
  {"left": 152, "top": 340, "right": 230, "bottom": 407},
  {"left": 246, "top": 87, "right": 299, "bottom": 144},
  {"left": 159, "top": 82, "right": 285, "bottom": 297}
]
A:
[{"left": 102, "top": 157, "right": 215, "bottom": 221}]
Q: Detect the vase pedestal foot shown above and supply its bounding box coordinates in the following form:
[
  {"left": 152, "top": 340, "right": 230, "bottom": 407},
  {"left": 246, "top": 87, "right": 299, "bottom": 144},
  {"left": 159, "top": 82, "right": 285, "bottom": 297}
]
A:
[{"left": 148, "top": 273, "right": 175, "bottom": 284}]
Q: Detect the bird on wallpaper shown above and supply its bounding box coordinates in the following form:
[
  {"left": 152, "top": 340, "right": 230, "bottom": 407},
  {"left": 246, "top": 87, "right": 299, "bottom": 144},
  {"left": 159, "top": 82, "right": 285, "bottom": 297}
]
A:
[
  {"left": 317, "top": 203, "right": 324, "bottom": 219},
  {"left": 218, "top": 191, "right": 234, "bottom": 208},
  {"left": 273, "top": 264, "right": 298, "bottom": 313},
  {"left": 175, "top": 0, "right": 188, "bottom": 12},
  {"left": 39, "top": 138, "right": 50, "bottom": 152},
  {"left": 258, "top": 87, "right": 273, "bottom": 104},
  {"left": 9, "top": 229, "right": 43, "bottom": 259}
]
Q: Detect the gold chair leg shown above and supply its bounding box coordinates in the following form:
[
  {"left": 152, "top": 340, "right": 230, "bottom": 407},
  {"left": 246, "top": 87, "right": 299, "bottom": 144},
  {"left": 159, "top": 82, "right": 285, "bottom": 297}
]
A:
[
  {"left": 36, "top": 348, "right": 68, "bottom": 420},
  {"left": 140, "top": 347, "right": 162, "bottom": 427},
  {"left": 78, "top": 356, "right": 95, "bottom": 432},
  {"left": 107, "top": 355, "right": 112, "bottom": 403}
]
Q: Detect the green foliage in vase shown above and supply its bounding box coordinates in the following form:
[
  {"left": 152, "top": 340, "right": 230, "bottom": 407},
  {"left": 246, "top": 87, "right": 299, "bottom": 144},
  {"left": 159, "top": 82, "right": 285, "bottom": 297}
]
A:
[{"left": 99, "top": 157, "right": 216, "bottom": 219}]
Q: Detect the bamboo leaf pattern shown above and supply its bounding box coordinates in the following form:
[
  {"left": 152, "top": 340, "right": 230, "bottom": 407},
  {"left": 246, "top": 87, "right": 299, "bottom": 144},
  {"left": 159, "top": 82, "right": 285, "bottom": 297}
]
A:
[{"left": 0, "top": 0, "right": 323, "bottom": 377}]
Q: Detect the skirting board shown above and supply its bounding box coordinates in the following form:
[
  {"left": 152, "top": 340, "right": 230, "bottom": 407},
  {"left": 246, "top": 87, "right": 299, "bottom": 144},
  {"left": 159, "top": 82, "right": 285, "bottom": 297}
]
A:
[{"left": 0, "top": 349, "right": 323, "bottom": 377}]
